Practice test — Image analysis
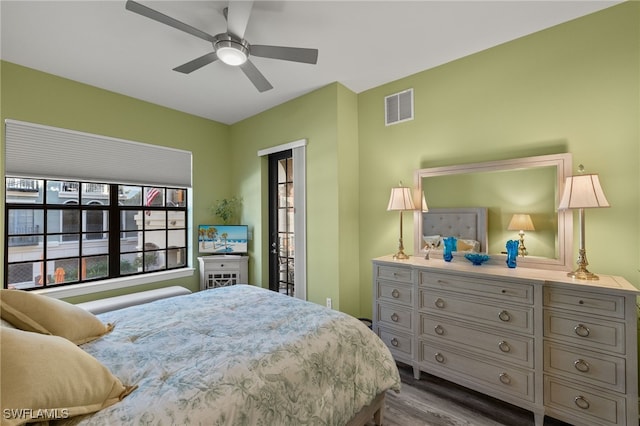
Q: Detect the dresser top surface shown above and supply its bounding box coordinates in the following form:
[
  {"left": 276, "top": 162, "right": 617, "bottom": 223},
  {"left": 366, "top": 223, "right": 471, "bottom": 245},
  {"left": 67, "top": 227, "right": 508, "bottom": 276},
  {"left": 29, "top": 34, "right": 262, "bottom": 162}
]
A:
[{"left": 373, "top": 255, "right": 638, "bottom": 295}]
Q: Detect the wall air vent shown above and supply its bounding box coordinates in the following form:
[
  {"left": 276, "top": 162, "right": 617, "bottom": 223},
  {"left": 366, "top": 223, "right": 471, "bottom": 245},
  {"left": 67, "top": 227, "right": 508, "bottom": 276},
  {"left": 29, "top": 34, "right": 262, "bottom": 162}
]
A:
[{"left": 385, "top": 88, "right": 414, "bottom": 126}]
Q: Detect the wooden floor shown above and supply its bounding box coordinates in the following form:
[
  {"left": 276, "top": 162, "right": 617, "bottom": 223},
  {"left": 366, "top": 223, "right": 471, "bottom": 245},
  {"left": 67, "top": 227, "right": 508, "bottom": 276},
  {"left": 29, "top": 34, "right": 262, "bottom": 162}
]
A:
[{"left": 371, "top": 363, "right": 572, "bottom": 426}]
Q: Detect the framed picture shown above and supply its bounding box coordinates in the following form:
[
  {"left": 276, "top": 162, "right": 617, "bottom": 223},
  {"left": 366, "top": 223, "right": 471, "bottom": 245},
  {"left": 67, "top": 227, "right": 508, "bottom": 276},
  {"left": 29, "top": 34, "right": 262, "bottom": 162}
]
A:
[{"left": 198, "top": 225, "right": 248, "bottom": 254}]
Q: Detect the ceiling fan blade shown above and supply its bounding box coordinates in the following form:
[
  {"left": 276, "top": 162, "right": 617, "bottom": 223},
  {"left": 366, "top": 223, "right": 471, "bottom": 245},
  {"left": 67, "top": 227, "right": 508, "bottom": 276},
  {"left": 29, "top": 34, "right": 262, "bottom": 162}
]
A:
[
  {"left": 173, "top": 52, "right": 218, "bottom": 74},
  {"left": 226, "top": 1, "right": 254, "bottom": 40},
  {"left": 250, "top": 45, "right": 318, "bottom": 64},
  {"left": 239, "top": 59, "right": 273, "bottom": 92},
  {"left": 126, "top": 0, "right": 216, "bottom": 43}
]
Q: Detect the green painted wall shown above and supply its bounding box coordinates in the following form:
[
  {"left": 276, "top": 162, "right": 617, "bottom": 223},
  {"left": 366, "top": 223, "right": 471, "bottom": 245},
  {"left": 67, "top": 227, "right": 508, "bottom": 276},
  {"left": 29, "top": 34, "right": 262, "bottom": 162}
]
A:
[
  {"left": 1, "top": 2, "right": 638, "bottom": 320},
  {"left": 358, "top": 2, "right": 640, "bottom": 316},
  {"left": 0, "top": 61, "right": 230, "bottom": 299},
  {"left": 229, "top": 83, "right": 360, "bottom": 312}
]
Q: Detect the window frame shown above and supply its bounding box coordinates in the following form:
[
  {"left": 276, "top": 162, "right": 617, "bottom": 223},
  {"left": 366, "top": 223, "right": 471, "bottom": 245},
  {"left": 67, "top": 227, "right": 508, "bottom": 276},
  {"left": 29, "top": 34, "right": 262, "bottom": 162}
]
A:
[{"left": 4, "top": 178, "right": 192, "bottom": 295}]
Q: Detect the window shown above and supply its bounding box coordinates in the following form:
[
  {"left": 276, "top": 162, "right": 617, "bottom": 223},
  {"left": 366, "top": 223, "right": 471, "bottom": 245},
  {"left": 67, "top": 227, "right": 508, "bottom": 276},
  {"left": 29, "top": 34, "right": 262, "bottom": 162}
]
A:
[{"left": 5, "top": 178, "right": 188, "bottom": 290}]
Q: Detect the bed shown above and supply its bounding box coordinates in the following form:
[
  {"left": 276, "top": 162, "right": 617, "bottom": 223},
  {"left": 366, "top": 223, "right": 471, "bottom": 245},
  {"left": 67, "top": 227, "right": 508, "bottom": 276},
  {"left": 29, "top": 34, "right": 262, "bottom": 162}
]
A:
[
  {"left": 418, "top": 207, "right": 488, "bottom": 254},
  {"left": 0, "top": 285, "right": 400, "bottom": 426}
]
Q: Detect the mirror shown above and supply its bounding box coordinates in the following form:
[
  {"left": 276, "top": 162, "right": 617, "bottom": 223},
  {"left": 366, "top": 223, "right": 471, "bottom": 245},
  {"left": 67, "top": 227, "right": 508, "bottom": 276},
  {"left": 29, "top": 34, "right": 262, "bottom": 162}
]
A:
[{"left": 413, "top": 153, "right": 573, "bottom": 270}]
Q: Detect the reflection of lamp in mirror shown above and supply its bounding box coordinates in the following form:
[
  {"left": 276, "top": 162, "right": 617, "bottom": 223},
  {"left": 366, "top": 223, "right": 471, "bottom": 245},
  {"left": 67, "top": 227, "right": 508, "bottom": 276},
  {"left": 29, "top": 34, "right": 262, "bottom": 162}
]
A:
[
  {"left": 558, "top": 165, "right": 610, "bottom": 280},
  {"left": 387, "top": 182, "right": 416, "bottom": 259},
  {"left": 507, "top": 214, "right": 535, "bottom": 257}
]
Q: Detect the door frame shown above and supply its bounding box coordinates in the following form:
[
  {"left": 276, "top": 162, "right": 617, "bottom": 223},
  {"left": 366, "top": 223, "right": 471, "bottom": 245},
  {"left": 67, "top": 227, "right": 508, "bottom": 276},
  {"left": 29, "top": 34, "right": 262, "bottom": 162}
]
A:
[{"left": 258, "top": 139, "right": 307, "bottom": 300}]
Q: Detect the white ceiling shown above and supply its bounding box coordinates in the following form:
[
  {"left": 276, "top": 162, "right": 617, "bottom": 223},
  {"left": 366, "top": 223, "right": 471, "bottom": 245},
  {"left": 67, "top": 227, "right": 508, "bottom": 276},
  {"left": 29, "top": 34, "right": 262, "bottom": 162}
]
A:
[{"left": 1, "top": 1, "right": 622, "bottom": 125}]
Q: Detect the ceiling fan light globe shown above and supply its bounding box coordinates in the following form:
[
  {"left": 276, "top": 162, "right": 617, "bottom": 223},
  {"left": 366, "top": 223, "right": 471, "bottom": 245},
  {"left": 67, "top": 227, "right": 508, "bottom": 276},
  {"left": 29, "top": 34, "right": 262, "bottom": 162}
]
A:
[{"left": 215, "top": 40, "right": 249, "bottom": 66}]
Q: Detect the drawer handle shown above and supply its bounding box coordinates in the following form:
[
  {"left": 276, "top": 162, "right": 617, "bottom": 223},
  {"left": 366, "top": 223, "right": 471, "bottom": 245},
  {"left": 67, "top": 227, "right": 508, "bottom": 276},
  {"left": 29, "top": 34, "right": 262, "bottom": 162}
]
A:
[
  {"left": 498, "top": 310, "right": 511, "bottom": 322},
  {"left": 391, "top": 313, "right": 399, "bottom": 322},
  {"left": 574, "top": 359, "right": 590, "bottom": 373},
  {"left": 574, "top": 396, "right": 590, "bottom": 410},
  {"left": 434, "top": 352, "right": 445, "bottom": 363},
  {"left": 435, "top": 298, "right": 445, "bottom": 309},
  {"left": 498, "top": 341, "right": 511, "bottom": 353},
  {"left": 498, "top": 373, "right": 511, "bottom": 385},
  {"left": 574, "top": 324, "right": 591, "bottom": 338},
  {"left": 391, "top": 289, "right": 400, "bottom": 298},
  {"left": 434, "top": 325, "right": 445, "bottom": 335},
  {"left": 390, "top": 338, "right": 399, "bottom": 347}
]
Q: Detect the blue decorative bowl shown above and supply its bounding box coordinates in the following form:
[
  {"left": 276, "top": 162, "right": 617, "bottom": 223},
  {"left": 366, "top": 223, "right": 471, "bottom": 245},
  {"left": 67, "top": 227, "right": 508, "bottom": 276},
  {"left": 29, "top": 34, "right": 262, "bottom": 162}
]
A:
[{"left": 464, "top": 253, "right": 490, "bottom": 265}]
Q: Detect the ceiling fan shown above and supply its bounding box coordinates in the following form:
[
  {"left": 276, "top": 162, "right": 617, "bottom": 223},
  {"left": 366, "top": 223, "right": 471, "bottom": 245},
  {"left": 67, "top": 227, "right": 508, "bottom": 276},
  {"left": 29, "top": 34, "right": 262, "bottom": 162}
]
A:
[{"left": 125, "top": 0, "right": 319, "bottom": 92}]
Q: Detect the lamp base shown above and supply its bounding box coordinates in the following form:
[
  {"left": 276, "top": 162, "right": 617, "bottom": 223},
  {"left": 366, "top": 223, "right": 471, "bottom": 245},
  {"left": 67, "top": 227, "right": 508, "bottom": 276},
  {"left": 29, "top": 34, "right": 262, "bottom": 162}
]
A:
[
  {"left": 568, "top": 248, "right": 599, "bottom": 280},
  {"left": 393, "top": 251, "right": 410, "bottom": 260},
  {"left": 567, "top": 268, "right": 599, "bottom": 281}
]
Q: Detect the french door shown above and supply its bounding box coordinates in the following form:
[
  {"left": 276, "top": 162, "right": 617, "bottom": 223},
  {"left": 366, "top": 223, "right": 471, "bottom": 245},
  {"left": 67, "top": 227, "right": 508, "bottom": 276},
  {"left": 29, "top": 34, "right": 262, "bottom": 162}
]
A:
[{"left": 268, "top": 150, "right": 295, "bottom": 296}]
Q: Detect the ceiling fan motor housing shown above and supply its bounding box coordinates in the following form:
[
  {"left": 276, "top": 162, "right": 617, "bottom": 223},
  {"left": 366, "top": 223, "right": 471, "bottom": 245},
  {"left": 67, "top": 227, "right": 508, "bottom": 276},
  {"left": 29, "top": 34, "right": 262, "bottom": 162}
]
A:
[{"left": 214, "top": 34, "right": 250, "bottom": 65}]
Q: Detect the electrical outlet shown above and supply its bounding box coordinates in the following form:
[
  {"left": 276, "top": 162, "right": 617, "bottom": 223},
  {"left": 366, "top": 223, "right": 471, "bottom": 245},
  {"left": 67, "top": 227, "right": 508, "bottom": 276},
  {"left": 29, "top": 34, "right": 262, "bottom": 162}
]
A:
[{"left": 326, "top": 298, "right": 332, "bottom": 309}]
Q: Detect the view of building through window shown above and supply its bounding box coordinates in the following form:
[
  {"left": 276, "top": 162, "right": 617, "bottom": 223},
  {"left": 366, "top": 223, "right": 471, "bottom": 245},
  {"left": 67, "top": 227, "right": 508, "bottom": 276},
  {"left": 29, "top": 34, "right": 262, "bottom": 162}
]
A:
[{"left": 5, "top": 178, "right": 188, "bottom": 290}]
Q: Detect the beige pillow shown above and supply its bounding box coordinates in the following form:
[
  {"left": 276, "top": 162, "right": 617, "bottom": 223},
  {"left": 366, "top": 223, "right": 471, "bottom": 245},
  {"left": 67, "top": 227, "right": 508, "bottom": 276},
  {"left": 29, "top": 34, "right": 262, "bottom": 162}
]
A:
[
  {"left": 0, "top": 289, "right": 114, "bottom": 344},
  {"left": 0, "top": 328, "right": 136, "bottom": 426}
]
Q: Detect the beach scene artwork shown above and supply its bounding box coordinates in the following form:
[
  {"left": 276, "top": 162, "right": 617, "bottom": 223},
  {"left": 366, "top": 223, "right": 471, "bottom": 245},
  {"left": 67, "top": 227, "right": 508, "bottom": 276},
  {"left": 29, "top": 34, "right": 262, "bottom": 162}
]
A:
[{"left": 198, "top": 225, "right": 248, "bottom": 254}]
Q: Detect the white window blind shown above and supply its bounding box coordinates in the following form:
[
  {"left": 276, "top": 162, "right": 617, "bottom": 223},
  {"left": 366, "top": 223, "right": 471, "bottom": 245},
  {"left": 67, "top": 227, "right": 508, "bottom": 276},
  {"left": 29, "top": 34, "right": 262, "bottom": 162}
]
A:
[{"left": 4, "top": 119, "right": 192, "bottom": 188}]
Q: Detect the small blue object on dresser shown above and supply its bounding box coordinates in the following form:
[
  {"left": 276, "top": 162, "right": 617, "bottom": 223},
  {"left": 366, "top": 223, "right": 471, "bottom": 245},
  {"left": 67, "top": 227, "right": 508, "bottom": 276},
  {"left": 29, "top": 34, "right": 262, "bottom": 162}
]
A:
[
  {"left": 442, "top": 236, "right": 457, "bottom": 262},
  {"left": 464, "top": 253, "right": 490, "bottom": 265},
  {"left": 506, "top": 240, "right": 519, "bottom": 268}
]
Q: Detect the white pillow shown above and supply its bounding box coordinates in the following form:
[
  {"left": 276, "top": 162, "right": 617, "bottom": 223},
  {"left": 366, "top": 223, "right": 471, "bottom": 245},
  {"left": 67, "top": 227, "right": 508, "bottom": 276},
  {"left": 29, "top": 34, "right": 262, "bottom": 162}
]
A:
[{"left": 422, "top": 235, "right": 441, "bottom": 249}]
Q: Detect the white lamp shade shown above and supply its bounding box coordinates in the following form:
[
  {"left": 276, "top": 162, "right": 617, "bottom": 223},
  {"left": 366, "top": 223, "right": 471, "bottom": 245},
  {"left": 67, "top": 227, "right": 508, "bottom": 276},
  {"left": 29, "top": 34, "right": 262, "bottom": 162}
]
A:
[
  {"left": 387, "top": 187, "right": 416, "bottom": 211},
  {"left": 558, "top": 174, "right": 610, "bottom": 209},
  {"left": 413, "top": 188, "right": 429, "bottom": 212},
  {"left": 508, "top": 214, "right": 535, "bottom": 231}
]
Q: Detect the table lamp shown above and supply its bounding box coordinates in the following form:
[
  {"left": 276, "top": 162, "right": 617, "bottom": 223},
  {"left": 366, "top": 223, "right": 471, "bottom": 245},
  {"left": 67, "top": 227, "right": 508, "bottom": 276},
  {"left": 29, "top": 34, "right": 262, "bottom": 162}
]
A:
[
  {"left": 387, "top": 183, "right": 416, "bottom": 259},
  {"left": 558, "top": 165, "right": 610, "bottom": 280}
]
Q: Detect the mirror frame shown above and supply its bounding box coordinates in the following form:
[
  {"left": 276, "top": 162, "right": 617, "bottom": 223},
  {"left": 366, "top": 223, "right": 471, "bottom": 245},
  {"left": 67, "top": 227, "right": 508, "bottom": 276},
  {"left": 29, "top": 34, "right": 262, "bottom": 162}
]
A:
[{"left": 413, "top": 153, "right": 573, "bottom": 271}]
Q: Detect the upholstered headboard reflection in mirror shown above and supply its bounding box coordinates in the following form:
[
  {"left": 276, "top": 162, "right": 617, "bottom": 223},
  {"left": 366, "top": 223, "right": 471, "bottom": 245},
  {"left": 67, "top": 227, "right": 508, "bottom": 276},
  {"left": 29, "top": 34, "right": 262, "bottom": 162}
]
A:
[
  {"left": 421, "top": 208, "right": 488, "bottom": 253},
  {"left": 413, "top": 153, "right": 573, "bottom": 271}
]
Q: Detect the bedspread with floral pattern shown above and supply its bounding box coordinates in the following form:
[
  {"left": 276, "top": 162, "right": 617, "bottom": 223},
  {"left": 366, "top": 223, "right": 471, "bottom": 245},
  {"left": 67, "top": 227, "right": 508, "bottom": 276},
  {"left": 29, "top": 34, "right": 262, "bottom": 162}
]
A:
[{"left": 65, "top": 285, "right": 400, "bottom": 425}]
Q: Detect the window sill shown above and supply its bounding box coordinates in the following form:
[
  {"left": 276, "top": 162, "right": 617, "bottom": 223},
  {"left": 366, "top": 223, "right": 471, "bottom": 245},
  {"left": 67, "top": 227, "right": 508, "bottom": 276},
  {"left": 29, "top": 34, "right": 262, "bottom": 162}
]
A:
[{"left": 33, "top": 268, "right": 195, "bottom": 299}]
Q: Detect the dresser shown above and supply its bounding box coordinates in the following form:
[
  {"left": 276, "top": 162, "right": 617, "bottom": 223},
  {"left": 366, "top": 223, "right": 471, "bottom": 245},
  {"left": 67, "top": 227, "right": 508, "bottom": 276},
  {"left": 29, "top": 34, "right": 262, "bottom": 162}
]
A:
[
  {"left": 372, "top": 255, "right": 638, "bottom": 426},
  {"left": 198, "top": 255, "right": 249, "bottom": 290}
]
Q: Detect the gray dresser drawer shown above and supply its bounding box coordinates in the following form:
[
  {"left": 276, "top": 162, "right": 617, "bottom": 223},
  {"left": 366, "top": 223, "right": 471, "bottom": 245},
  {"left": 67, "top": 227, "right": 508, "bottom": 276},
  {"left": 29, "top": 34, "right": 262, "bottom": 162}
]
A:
[
  {"left": 544, "top": 376, "right": 626, "bottom": 426},
  {"left": 376, "top": 280, "right": 413, "bottom": 306},
  {"left": 420, "top": 290, "right": 534, "bottom": 333},
  {"left": 421, "top": 315, "right": 534, "bottom": 368},
  {"left": 375, "top": 264, "right": 412, "bottom": 283},
  {"left": 377, "top": 302, "right": 413, "bottom": 332},
  {"left": 544, "top": 287, "right": 625, "bottom": 319},
  {"left": 419, "top": 271, "right": 534, "bottom": 304},
  {"left": 544, "top": 342, "right": 625, "bottom": 393},
  {"left": 544, "top": 310, "right": 625, "bottom": 355},
  {"left": 419, "top": 340, "right": 535, "bottom": 403},
  {"left": 378, "top": 327, "right": 413, "bottom": 359}
]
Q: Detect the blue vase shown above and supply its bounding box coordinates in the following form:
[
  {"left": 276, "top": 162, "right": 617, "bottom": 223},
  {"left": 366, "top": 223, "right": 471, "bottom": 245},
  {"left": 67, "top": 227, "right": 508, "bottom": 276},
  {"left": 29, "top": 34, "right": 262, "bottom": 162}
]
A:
[
  {"left": 506, "top": 240, "right": 519, "bottom": 268},
  {"left": 443, "top": 237, "right": 457, "bottom": 262}
]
